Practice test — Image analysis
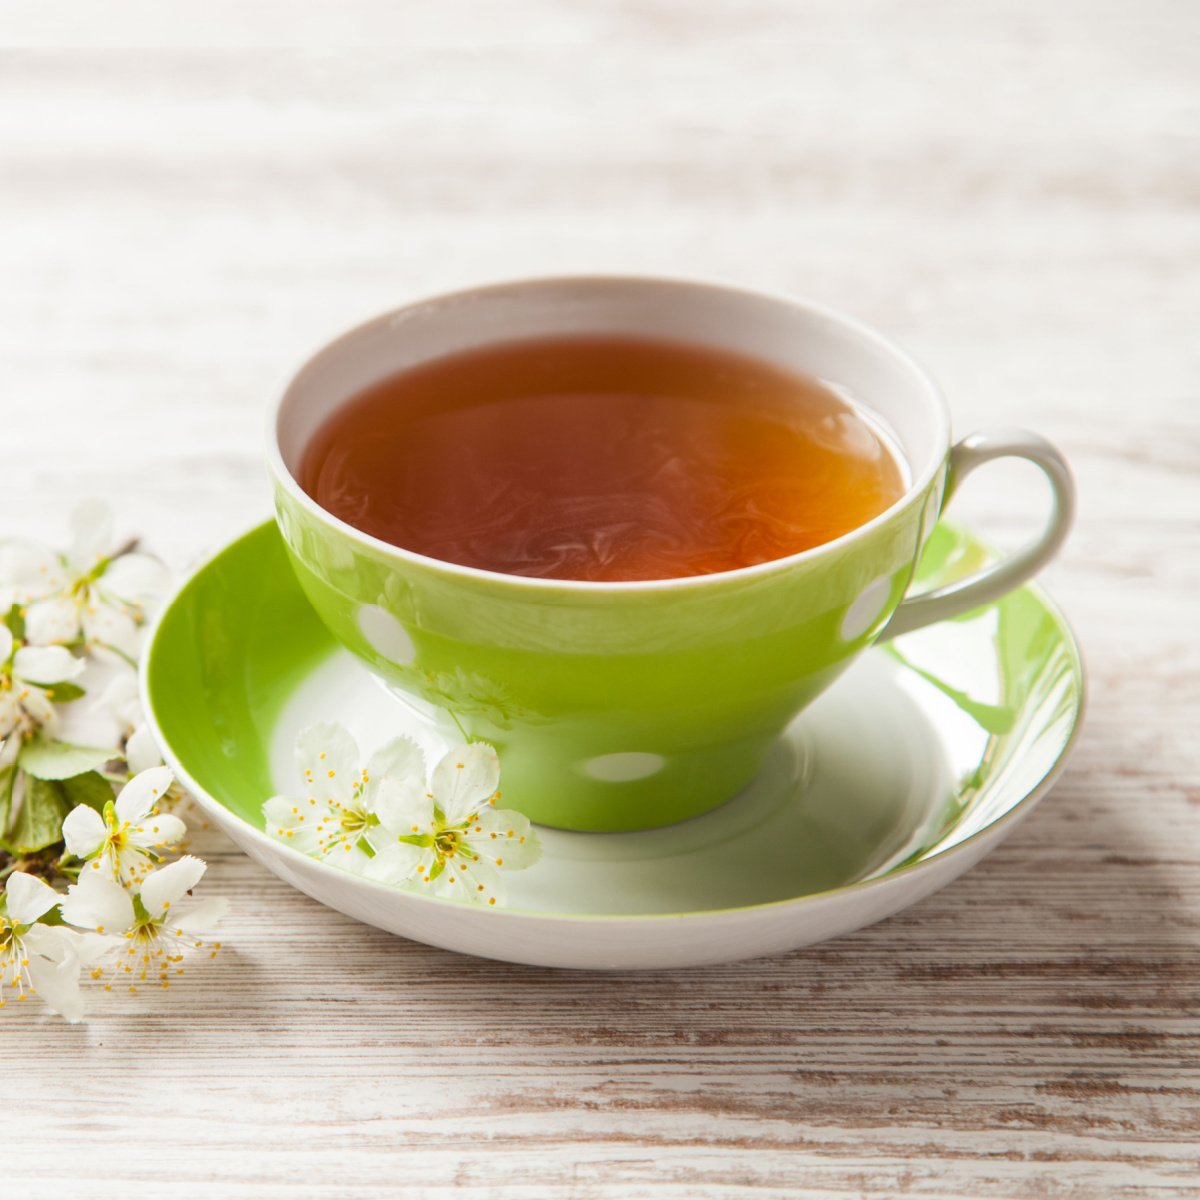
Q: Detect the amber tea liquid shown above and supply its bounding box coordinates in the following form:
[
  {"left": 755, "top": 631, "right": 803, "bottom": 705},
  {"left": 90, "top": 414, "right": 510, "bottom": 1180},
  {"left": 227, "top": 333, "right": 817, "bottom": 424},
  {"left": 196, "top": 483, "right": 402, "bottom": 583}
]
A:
[{"left": 299, "top": 335, "right": 908, "bottom": 582}]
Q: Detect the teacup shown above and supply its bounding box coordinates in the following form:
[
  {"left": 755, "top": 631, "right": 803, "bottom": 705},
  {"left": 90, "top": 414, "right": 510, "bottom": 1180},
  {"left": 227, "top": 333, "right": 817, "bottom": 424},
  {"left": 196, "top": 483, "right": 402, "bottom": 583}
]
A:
[{"left": 268, "top": 276, "right": 1074, "bottom": 832}]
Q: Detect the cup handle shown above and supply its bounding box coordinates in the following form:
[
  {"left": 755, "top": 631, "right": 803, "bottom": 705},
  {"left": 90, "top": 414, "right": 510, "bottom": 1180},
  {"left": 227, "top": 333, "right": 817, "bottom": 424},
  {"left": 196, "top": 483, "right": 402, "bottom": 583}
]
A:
[{"left": 879, "top": 428, "right": 1075, "bottom": 640}]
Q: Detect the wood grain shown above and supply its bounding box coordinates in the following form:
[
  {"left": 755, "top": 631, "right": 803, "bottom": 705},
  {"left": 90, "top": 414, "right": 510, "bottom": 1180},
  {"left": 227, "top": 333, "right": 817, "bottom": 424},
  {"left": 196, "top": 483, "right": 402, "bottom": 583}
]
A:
[{"left": 2, "top": 5, "right": 1198, "bottom": 1196}]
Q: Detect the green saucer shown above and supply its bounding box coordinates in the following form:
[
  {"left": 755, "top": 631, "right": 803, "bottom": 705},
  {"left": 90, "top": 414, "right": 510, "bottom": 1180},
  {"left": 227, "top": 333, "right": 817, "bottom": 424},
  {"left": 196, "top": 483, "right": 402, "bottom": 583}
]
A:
[{"left": 142, "top": 521, "right": 1083, "bottom": 969}]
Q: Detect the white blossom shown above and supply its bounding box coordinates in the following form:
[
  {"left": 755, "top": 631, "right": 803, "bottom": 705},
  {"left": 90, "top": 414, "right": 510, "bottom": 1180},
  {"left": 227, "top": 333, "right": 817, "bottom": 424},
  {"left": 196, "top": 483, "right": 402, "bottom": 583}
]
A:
[
  {"left": 62, "top": 765, "right": 186, "bottom": 884},
  {"left": 0, "top": 624, "right": 86, "bottom": 768},
  {"left": 1, "top": 501, "right": 169, "bottom": 661},
  {"left": 263, "top": 723, "right": 421, "bottom": 871},
  {"left": 0, "top": 872, "right": 88, "bottom": 1022},
  {"left": 96, "top": 670, "right": 142, "bottom": 736},
  {"left": 60, "top": 856, "right": 227, "bottom": 993},
  {"left": 364, "top": 742, "right": 540, "bottom": 906}
]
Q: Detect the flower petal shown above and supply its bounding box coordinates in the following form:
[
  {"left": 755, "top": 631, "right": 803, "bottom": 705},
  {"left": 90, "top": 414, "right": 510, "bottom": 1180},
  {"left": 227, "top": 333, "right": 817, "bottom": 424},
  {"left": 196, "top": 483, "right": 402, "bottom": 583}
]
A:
[
  {"left": 60, "top": 871, "right": 134, "bottom": 933},
  {"left": 262, "top": 793, "right": 326, "bottom": 853},
  {"left": 370, "top": 775, "right": 436, "bottom": 836},
  {"left": 101, "top": 553, "right": 170, "bottom": 607},
  {"left": 81, "top": 602, "right": 139, "bottom": 658},
  {"left": 52, "top": 926, "right": 113, "bottom": 967},
  {"left": 18, "top": 686, "right": 58, "bottom": 733},
  {"left": 25, "top": 944, "right": 85, "bottom": 1023},
  {"left": 329, "top": 842, "right": 375, "bottom": 872},
  {"left": 175, "top": 895, "right": 228, "bottom": 933},
  {"left": 114, "top": 765, "right": 174, "bottom": 823},
  {"left": 294, "top": 722, "right": 360, "bottom": 807},
  {"left": 61, "top": 804, "right": 107, "bottom": 858},
  {"left": 5, "top": 871, "right": 63, "bottom": 924},
  {"left": 360, "top": 839, "right": 426, "bottom": 884},
  {"left": 128, "top": 811, "right": 186, "bottom": 851},
  {"left": 14, "top": 644, "right": 86, "bottom": 686},
  {"left": 69, "top": 500, "right": 114, "bottom": 572},
  {"left": 139, "top": 855, "right": 206, "bottom": 915},
  {"left": 431, "top": 743, "right": 501, "bottom": 823},
  {"left": 466, "top": 807, "right": 541, "bottom": 870},
  {"left": 364, "top": 736, "right": 425, "bottom": 793},
  {"left": 98, "top": 671, "right": 142, "bottom": 730},
  {"left": 23, "top": 596, "right": 82, "bottom": 646},
  {"left": 361, "top": 737, "right": 428, "bottom": 831},
  {"left": 0, "top": 539, "right": 66, "bottom": 604},
  {"left": 125, "top": 723, "right": 163, "bottom": 774},
  {"left": 0, "top": 685, "right": 16, "bottom": 731},
  {"left": 431, "top": 855, "right": 504, "bottom": 906},
  {"left": 22, "top": 922, "right": 78, "bottom": 966}
]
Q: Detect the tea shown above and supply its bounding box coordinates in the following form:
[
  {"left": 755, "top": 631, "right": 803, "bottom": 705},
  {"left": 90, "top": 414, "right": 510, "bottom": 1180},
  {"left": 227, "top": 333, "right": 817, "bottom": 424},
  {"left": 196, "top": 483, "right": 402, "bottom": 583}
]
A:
[{"left": 299, "top": 335, "right": 907, "bottom": 582}]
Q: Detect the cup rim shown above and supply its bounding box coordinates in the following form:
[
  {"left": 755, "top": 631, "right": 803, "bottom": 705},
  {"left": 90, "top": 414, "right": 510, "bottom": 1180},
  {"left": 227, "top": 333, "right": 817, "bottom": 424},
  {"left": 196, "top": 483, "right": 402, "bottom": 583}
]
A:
[{"left": 267, "top": 273, "right": 952, "bottom": 594}]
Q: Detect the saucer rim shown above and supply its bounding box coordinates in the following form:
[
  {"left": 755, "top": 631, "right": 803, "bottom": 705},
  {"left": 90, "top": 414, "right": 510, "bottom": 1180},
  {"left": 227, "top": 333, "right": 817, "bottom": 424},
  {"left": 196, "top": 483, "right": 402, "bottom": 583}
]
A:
[{"left": 140, "top": 519, "right": 1085, "bottom": 925}]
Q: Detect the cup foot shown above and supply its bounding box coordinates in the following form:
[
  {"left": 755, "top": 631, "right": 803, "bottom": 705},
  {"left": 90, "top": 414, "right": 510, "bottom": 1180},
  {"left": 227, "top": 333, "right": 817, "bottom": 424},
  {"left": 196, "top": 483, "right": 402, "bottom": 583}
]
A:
[{"left": 498, "top": 729, "right": 797, "bottom": 833}]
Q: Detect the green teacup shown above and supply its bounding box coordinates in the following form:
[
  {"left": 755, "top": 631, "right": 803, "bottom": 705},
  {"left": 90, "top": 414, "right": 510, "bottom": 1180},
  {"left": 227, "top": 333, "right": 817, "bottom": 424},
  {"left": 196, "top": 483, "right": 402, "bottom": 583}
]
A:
[{"left": 268, "top": 277, "right": 1073, "bottom": 832}]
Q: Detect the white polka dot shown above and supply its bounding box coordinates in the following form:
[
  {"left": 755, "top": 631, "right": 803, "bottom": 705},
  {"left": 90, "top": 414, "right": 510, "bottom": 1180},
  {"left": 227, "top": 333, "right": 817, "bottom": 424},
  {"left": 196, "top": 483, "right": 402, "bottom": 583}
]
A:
[
  {"left": 840, "top": 576, "right": 892, "bottom": 642},
  {"left": 357, "top": 604, "right": 416, "bottom": 665},
  {"left": 581, "top": 752, "right": 666, "bottom": 782}
]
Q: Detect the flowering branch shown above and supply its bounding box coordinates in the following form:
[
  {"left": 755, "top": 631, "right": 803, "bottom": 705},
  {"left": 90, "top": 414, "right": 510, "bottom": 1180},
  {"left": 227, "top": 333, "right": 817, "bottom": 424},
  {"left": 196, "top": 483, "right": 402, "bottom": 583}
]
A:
[{"left": 0, "top": 502, "right": 226, "bottom": 1022}]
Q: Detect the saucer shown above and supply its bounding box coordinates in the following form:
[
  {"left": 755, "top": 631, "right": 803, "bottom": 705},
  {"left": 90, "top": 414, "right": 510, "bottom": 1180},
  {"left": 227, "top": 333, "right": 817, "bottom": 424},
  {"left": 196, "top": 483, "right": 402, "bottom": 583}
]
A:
[{"left": 142, "top": 521, "right": 1083, "bottom": 969}]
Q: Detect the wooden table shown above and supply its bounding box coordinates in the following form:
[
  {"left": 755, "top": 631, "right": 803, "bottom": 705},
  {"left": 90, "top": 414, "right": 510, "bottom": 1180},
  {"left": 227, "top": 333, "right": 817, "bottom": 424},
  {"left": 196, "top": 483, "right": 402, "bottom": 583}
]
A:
[{"left": 4, "top": 5, "right": 1198, "bottom": 1195}]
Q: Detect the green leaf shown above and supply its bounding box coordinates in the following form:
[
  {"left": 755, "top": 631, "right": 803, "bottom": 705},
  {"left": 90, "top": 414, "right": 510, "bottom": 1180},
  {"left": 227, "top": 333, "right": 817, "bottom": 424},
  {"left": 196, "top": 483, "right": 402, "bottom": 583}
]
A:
[
  {"left": 46, "top": 681, "right": 86, "bottom": 703},
  {"left": 2, "top": 775, "right": 69, "bottom": 855},
  {"left": 18, "top": 737, "right": 115, "bottom": 781},
  {"left": 61, "top": 770, "right": 115, "bottom": 814},
  {"left": 3, "top": 603, "right": 24, "bottom": 642},
  {"left": 0, "top": 762, "right": 15, "bottom": 842}
]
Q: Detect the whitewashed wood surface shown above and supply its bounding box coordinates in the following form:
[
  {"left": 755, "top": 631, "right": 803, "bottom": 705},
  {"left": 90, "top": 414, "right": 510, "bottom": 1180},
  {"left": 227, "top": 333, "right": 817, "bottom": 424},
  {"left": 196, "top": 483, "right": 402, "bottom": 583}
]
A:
[{"left": 3, "top": 5, "right": 1199, "bottom": 1196}]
